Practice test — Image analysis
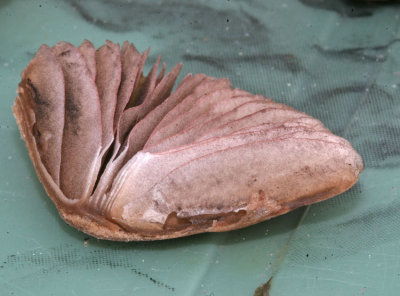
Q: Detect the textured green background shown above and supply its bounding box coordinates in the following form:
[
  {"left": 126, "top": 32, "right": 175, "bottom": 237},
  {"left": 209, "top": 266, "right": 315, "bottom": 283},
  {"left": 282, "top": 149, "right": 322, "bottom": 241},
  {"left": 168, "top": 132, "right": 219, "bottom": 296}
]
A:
[{"left": 1, "top": 1, "right": 400, "bottom": 295}]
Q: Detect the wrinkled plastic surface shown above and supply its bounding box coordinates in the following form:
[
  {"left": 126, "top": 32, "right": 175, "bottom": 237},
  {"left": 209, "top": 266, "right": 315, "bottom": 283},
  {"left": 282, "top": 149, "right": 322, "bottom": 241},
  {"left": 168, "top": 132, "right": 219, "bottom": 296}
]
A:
[{"left": 0, "top": 1, "right": 399, "bottom": 295}]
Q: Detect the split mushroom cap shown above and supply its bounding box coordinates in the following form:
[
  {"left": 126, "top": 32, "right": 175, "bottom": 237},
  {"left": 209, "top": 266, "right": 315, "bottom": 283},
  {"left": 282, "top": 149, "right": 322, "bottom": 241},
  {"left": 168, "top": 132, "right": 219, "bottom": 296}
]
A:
[{"left": 13, "top": 40, "right": 363, "bottom": 241}]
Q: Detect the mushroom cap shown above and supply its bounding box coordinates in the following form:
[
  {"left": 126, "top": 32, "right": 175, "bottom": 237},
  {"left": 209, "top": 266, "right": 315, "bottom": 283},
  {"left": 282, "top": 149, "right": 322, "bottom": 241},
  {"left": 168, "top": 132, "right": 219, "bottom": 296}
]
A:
[{"left": 13, "top": 40, "right": 363, "bottom": 241}]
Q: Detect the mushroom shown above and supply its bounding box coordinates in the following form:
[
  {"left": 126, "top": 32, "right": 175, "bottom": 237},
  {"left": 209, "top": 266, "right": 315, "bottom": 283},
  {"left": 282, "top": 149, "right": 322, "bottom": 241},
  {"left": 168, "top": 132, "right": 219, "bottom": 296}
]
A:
[{"left": 13, "top": 40, "right": 363, "bottom": 241}]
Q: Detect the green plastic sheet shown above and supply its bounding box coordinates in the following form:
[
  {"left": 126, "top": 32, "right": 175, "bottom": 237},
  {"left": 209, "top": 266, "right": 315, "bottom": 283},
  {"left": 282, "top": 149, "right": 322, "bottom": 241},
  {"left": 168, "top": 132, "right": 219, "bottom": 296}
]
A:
[{"left": 1, "top": 1, "right": 399, "bottom": 295}]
